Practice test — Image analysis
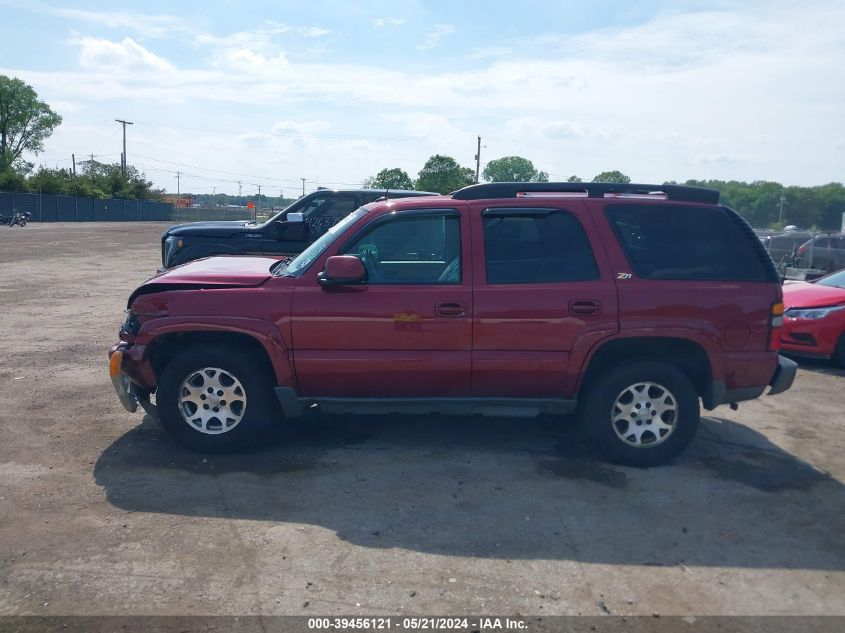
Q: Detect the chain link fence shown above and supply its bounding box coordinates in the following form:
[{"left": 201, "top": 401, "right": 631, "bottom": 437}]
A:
[{"left": 756, "top": 228, "right": 845, "bottom": 278}]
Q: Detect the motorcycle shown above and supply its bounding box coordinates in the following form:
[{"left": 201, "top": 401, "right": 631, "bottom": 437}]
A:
[{"left": 6, "top": 210, "right": 31, "bottom": 227}]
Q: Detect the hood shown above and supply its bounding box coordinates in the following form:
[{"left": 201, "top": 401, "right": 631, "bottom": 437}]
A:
[
  {"left": 165, "top": 220, "right": 259, "bottom": 238},
  {"left": 128, "top": 256, "right": 277, "bottom": 306},
  {"left": 783, "top": 281, "right": 845, "bottom": 309},
  {"left": 152, "top": 255, "right": 276, "bottom": 286}
]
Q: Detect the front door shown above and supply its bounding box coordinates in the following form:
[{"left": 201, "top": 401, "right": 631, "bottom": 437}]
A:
[
  {"left": 291, "top": 207, "right": 472, "bottom": 397},
  {"left": 262, "top": 193, "right": 360, "bottom": 257},
  {"left": 470, "top": 201, "right": 618, "bottom": 397}
]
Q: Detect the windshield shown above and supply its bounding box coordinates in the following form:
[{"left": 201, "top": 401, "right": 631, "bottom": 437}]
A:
[
  {"left": 276, "top": 207, "right": 368, "bottom": 277},
  {"left": 816, "top": 269, "right": 845, "bottom": 289}
]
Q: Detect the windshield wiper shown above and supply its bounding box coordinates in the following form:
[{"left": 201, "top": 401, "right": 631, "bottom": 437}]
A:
[{"left": 270, "top": 257, "right": 294, "bottom": 276}]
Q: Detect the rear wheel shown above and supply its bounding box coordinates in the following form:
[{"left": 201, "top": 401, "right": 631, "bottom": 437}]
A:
[
  {"left": 157, "top": 346, "right": 281, "bottom": 452},
  {"left": 581, "top": 361, "right": 700, "bottom": 467}
]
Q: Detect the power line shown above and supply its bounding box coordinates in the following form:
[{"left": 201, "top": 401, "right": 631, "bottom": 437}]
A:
[{"left": 133, "top": 153, "right": 310, "bottom": 184}]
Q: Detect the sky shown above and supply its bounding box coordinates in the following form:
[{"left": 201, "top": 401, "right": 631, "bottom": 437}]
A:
[{"left": 0, "top": 0, "right": 843, "bottom": 196}]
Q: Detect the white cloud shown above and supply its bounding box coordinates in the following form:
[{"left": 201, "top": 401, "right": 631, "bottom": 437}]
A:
[
  {"left": 418, "top": 24, "right": 456, "bottom": 50},
  {"left": 373, "top": 17, "right": 404, "bottom": 28},
  {"left": 75, "top": 37, "right": 175, "bottom": 73},
  {"left": 297, "top": 26, "right": 331, "bottom": 38},
  {"left": 5, "top": 1, "right": 845, "bottom": 190},
  {"left": 1, "top": 1, "right": 193, "bottom": 38}
]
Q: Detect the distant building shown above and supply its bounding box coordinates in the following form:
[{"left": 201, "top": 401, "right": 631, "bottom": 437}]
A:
[{"left": 164, "top": 195, "right": 194, "bottom": 208}]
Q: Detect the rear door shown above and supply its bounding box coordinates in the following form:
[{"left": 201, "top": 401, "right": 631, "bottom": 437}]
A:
[
  {"left": 469, "top": 200, "right": 618, "bottom": 397},
  {"left": 596, "top": 203, "right": 781, "bottom": 362}
]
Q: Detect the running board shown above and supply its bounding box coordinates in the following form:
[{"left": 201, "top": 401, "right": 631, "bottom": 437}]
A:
[{"left": 274, "top": 388, "right": 576, "bottom": 419}]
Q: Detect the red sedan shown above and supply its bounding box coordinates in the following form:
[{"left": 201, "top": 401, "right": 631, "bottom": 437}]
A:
[{"left": 782, "top": 268, "right": 845, "bottom": 366}]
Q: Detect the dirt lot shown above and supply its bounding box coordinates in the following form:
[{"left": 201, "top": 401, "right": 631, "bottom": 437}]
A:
[{"left": 0, "top": 222, "right": 844, "bottom": 617}]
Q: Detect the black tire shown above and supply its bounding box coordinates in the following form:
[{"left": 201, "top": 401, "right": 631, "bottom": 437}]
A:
[
  {"left": 581, "top": 361, "right": 699, "bottom": 467},
  {"left": 157, "top": 346, "right": 281, "bottom": 453},
  {"left": 835, "top": 333, "right": 845, "bottom": 369}
]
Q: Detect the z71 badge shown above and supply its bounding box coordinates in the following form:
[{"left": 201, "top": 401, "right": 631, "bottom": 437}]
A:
[{"left": 617, "top": 272, "right": 633, "bottom": 280}]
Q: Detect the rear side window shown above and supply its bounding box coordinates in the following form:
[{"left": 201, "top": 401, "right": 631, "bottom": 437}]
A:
[
  {"left": 605, "top": 204, "right": 776, "bottom": 282},
  {"left": 483, "top": 209, "right": 599, "bottom": 284}
]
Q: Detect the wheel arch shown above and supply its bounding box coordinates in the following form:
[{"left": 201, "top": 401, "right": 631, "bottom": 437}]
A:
[
  {"left": 577, "top": 336, "right": 715, "bottom": 405},
  {"left": 143, "top": 323, "right": 293, "bottom": 389}
]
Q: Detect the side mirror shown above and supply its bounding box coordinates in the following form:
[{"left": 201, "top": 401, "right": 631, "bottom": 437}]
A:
[
  {"left": 318, "top": 255, "right": 367, "bottom": 286},
  {"left": 274, "top": 212, "right": 308, "bottom": 241}
]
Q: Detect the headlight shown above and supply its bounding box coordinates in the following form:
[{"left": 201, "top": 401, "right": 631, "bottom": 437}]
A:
[
  {"left": 121, "top": 310, "right": 141, "bottom": 336},
  {"left": 784, "top": 305, "right": 845, "bottom": 320},
  {"left": 164, "top": 235, "right": 184, "bottom": 265}
]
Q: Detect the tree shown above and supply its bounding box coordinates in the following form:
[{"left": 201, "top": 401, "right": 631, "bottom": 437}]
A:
[
  {"left": 0, "top": 76, "right": 62, "bottom": 171},
  {"left": 365, "top": 167, "right": 414, "bottom": 190},
  {"left": 415, "top": 154, "right": 474, "bottom": 194},
  {"left": 27, "top": 166, "right": 73, "bottom": 195},
  {"left": 592, "top": 170, "right": 631, "bottom": 184},
  {"left": 566, "top": 175, "right": 582, "bottom": 182},
  {"left": 482, "top": 156, "right": 548, "bottom": 183}
]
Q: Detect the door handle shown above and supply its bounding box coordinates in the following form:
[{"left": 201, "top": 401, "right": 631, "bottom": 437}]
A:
[
  {"left": 569, "top": 300, "right": 602, "bottom": 316},
  {"left": 435, "top": 301, "right": 467, "bottom": 318}
]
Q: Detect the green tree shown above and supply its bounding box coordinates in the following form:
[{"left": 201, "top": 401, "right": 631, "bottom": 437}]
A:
[
  {"left": 592, "top": 170, "right": 631, "bottom": 184},
  {"left": 27, "top": 166, "right": 73, "bottom": 195},
  {"left": 566, "top": 175, "right": 582, "bottom": 182},
  {"left": 365, "top": 167, "right": 414, "bottom": 190},
  {"left": 21, "top": 160, "right": 164, "bottom": 200},
  {"left": 0, "top": 76, "right": 62, "bottom": 172},
  {"left": 415, "top": 154, "right": 474, "bottom": 194},
  {"left": 482, "top": 156, "right": 548, "bottom": 183}
]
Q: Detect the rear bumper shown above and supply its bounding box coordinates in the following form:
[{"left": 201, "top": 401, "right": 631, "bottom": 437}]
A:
[
  {"left": 704, "top": 354, "right": 796, "bottom": 408},
  {"left": 768, "top": 355, "right": 798, "bottom": 396}
]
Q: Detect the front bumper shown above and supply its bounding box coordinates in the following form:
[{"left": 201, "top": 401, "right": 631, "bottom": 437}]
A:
[
  {"left": 768, "top": 355, "right": 798, "bottom": 396},
  {"left": 108, "top": 343, "right": 158, "bottom": 417},
  {"left": 780, "top": 316, "right": 841, "bottom": 358},
  {"left": 109, "top": 348, "right": 138, "bottom": 413}
]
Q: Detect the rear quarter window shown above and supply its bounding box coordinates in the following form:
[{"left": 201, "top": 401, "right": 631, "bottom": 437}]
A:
[{"left": 605, "top": 204, "right": 778, "bottom": 282}]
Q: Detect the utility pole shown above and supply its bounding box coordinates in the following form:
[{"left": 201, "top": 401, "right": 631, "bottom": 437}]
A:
[
  {"left": 238, "top": 181, "right": 242, "bottom": 198},
  {"left": 257, "top": 184, "right": 261, "bottom": 221},
  {"left": 115, "top": 119, "right": 134, "bottom": 175},
  {"left": 778, "top": 194, "right": 786, "bottom": 225},
  {"left": 176, "top": 171, "right": 181, "bottom": 196},
  {"left": 474, "top": 135, "right": 482, "bottom": 183},
  {"left": 300, "top": 178, "right": 306, "bottom": 197},
  {"left": 72, "top": 154, "right": 76, "bottom": 177}
]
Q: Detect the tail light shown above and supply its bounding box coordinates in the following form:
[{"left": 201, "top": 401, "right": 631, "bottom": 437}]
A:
[
  {"left": 797, "top": 246, "right": 806, "bottom": 255},
  {"left": 769, "top": 301, "right": 784, "bottom": 350}
]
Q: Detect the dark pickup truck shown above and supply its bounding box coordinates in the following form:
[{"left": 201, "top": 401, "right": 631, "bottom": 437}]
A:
[{"left": 161, "top": 188, "right": 436, "bottom": 269}]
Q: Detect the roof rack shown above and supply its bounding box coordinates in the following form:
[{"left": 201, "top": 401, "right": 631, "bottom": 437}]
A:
[{"left": 451, "top": 182, "right": 720, "bottom": 205}]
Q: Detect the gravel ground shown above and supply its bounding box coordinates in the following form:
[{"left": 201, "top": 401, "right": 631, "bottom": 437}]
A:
[{"left": 0, "top": 222, "right": 843, "bottom": 618}]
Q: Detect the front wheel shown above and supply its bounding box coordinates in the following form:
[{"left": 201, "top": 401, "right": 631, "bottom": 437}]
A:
[
  {"left": 157, "top": 347, "right": 281, "bottom": 452},
  {"left": 581, "top": 361, "right": 700, "bottom": 467}
]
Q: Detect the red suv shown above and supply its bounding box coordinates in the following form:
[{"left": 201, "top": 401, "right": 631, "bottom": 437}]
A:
[{"left": 109, "top": 182, "right": 796, "bottom": 466}]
